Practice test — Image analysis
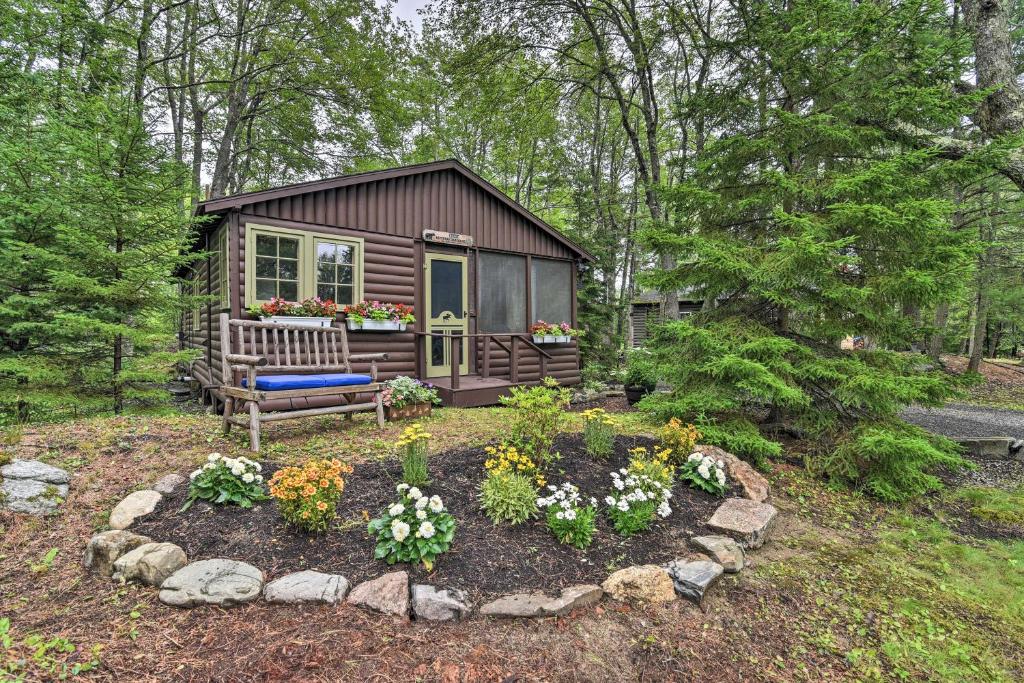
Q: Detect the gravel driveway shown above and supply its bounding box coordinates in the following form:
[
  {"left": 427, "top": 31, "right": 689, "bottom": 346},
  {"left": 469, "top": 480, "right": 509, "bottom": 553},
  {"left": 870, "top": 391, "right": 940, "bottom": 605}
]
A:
[{"left": 902, "top": 402, "right": 1024, "bottom": 440}]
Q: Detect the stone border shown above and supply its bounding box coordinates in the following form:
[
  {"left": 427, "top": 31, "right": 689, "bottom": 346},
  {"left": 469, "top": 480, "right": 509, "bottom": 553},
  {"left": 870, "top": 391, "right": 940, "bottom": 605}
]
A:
[{"left": 83, "top": 446, "right": 778, "bottom": 621}]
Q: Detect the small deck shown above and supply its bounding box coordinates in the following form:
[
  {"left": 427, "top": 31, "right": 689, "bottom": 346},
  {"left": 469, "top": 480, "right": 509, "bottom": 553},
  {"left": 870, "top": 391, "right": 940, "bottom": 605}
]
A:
[{"left": 428, "top": 375, "right": 518, "bottom": 408}]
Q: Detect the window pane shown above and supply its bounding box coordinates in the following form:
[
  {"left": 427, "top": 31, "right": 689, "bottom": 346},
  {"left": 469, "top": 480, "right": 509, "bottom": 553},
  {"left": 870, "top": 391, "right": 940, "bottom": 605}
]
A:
[
  {"left": 531, "top": 258, "right": 572, "bottom": 324},
  {"left": 338, "top": 265, "right": 353, "bottom": 285},
  {"left": 317, "top": 283, "right": 334, "bottom": 301},
  {"left": 279, "top": 237, "right": 299, "bottom": 259},
  {"left": 278, "top": 258, "right": 298, "bottom": 281},
  {"left": 279, "top": 281, "right": 298, "bottom": 300},
  {"left": 256, "top": 234, "right": 276, "bottom": 256},
  {"left": 318, "top": 262, "right": 335, "bottom": 284},
  {"left": 255, "top": 256, "right": 276, "bottom": 278},
  {"left": 317, "top": 242, "right": 335, "bottom": 264},
  {"left": 430, "top": 259, "right": 463, "bottom": 318},
  {"left": 431, "top": 330, "right": 445, "bottom": 365},
  {"left": 479, "top": 252, "right": 526, "bottom": 332},
  {"left": 336, "top": 244, "right": 353, "bottom": 265},
  {"left": 335, "top": 285, "right": 353, "bottom": 305},
  {"left": 256, "top": 278, "right": 276, "bottom": 300}
]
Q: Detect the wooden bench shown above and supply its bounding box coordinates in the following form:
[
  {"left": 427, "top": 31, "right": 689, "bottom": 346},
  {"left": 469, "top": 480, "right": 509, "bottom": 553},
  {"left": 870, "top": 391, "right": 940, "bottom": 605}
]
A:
[{"left": 218, "top": 313, "right": 387, "bottom": 451}]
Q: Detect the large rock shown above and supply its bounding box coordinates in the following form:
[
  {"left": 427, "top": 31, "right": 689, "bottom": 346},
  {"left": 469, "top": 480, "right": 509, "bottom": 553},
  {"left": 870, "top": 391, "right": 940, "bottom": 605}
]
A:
[
  {"left": 347, "top": 571, "right": 410, "bottom": 617},
  {"left": 1, "top": 478, "right": 69, "bottom": 515},
  {"left": 411, "top": 585, "right": 471, "bottom": 622},
  {"left": 664, "top": 559, "right": 724, "bottom": 605},
  {"left": 695, "top": 445, "right": 770, "bottom": 502},
  {"left": 159, "top": 559, "right": 264, "bottom": 607},
  {"left": 264, "top": 570, "right": 350, "bottom": 605},
  {"left": 109, "top": 490, "right": 162, "bottom": 530},
  {"left": 691, "top": 535, "right": 745, "bottom": 573},
  {"left": 706, "top": 498, "right": 778, "bottom": 549},
  {"left": 83, "top": 530, "right": 153, "bottom": 577},
  {"left": 113, "top": 542, "right": 187, "bottom": 587},
  {"left": 479, "top": 584, "right": 603, "bottom": 618},
  {"left": 152, "top": 473, "right": 187, "bottom": 495},
  {"left": 601, "top": 566, "right": 676, "bottom": 603},
  {"left": 1, "top": 460, "right": 70, "bottom": 484}
]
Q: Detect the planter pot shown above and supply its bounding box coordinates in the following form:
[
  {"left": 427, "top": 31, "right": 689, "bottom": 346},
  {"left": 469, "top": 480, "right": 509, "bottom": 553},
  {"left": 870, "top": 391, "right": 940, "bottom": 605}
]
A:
[
  {"left": 263, "top": 316, "right": 333, "bottom": 328},
  {"left": 347, "top": 319, "right": 407, "bottom": 332},
  {"left": 554, "top": 335, "right": 571, "bottom": 343},
  {"left": 532, "top": 334, "right": 559, "bottom": 344},
  {"left": 385, "top": 402, "right": 433, "bottom": 421},
  {"left": 624, "top": 385, "right": 655, "bottom": 406}
]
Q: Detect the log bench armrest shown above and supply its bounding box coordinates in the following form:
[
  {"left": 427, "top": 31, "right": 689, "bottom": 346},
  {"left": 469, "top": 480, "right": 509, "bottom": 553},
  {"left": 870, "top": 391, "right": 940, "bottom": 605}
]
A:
[
  {"left": 348, "top": 353, "right": 389, "bottom": 362},
  {"left": 225, "top": 354, "right": 268, "bottom": 367}
]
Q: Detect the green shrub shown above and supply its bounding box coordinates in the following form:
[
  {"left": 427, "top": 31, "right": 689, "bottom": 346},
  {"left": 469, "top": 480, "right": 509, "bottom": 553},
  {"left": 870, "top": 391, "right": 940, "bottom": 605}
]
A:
[
  {"left": 183, "top": 453, "right": 266, "bottom": 511},
  {"left": 479, "top": 472, "right": 538, "bottom": 525},
  {"left": 368, "top": 485, "right": 456, "bottom": 571},
  {"left": 678, "top": 452, "right": 728, "bottom": 496},
  {"left": 396, "top": 423, "right": 430, "bottom": 486},
  {"left": 623, "top": 348, "right": 657, "bottom": 390},
  {"left": 604, "top": 470, "right": 672, "bottom": 536},
  {"left": 536, "top": 482, "right": 597, "bottom": 549},
  {"left": 580, "top": 407, "right": 616, "bottom": 459},
  {"left": 499, "top": 378, "right": 571, "bottom": 466}
]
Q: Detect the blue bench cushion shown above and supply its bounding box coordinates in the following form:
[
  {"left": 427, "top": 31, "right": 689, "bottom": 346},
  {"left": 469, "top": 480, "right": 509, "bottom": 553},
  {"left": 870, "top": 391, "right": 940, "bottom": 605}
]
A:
[{"left": 241, "top": 373, "right": 373, "bottom": 391}]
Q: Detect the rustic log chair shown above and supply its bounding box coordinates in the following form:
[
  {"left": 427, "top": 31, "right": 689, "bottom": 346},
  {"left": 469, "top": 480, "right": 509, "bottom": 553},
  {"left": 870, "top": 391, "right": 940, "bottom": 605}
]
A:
[{"left": 218, "top": 313, "right": 388, "bottom": 451}]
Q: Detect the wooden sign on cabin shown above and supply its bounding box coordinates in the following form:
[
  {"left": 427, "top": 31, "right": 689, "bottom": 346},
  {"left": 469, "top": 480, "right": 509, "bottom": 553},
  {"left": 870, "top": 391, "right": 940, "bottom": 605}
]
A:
[{"left": 423, "top": 229, "right": 474, "bottom": 247}]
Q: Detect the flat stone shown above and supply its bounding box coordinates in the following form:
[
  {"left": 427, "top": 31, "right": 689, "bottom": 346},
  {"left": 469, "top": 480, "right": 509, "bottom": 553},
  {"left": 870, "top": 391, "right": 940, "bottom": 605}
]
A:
[
  {"left": 1, "top": 478, "right": 69, "bottom": 515},
  {"left": 1, "top": 459, "right": 70, "bottom": 484},
  {"left": 706, "top": 498, "right": 778, "bottom": 549},
  {"left": 955, "top": 437, "right": 1013, "bottom": 460},
  {"left": 695, "top": 445, "right": 770, "bottom": 502},
  {"left": 109, "top": 490, "right": 162, "bottom": 530},
  {"left": 113, "top": 542, "right": 187, "bottom": 587},
  {"left": 264, "top": 570, "right": 350, "bottom": 605},
  {"left": 152, "top": 473, "right": 187, "bottom": 495},
  {"left": 479, "top": 583, "right": 603, "bottom": 618},
  {"left": 601, "top": 565, "right": 676, "bottom": 603},
  {"left": 347, "top": 571, "right": 409, "bottom": 617},
  {"left": 664, "top": 559, "right": 724, "bottom": 605},
  {"left": 159, "top": 559, "right": 264, "bottom": 607},
  {"left": 83, "top": 530, "right": 153, "bottom": 576},
  {"left": 411, "top": 585, "right": 471, "bottom": 621},
  {"left": 691, "top": 535, "right": 745, "bottom": 573}
]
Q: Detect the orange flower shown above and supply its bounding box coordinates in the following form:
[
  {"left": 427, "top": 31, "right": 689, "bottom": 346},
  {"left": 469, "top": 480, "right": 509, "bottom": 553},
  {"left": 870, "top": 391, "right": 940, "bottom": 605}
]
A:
[
  {"left": 302, "top": 484, "right": 316, "bottom": 497},
  {"left": 316, "top": 501, "right": 328, "bottom": 511}
]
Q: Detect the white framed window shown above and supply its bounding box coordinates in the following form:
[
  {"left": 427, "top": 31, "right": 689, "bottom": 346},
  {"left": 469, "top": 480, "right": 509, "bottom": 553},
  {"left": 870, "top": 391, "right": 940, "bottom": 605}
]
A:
[{"left": 244, "top": 223, "right": 363, "bottom": 307}]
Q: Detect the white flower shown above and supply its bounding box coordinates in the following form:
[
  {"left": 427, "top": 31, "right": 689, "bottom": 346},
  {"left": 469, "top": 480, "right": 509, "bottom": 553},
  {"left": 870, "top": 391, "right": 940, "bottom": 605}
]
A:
[
  {"left": 428, "top": 495, "right": 443, "bottom": 512},
  {"left": 241, "top": 472, "right": 255, "bottom": 483},
  {"left": 255, "top": 474, "right": 263, "bottom": 483},
  {"left": 616, "top": 499, "right": 630, "bottom": 512},
  {"left": 189, "top": 469, "right": 201, "bottom": 480},
  {"left": 207, "top": 453, "right": 221, "bottom": 462},
  {"left": 253, "top": 462, "right": 262, "bottom": 472},
  {"left": 417, "top": 521, "right": 436, "bottom": 539},
  {"left": 688, "top": 452, "right": 702, "bottom": 463},
  {"left": 415, "top": 496, "right": 429, "bottom": 510},
  {"left": 605, "top": 496, "right": 616, "bottom": 506},
  {"left": 716, "top": 469, "right": 726, "bottom": 486},
  {"left": 697, "top": 463, "right": 710, "bottom": 479},
  {"left": 389, "top": 503, "right": 405, "bottom": 516},
  {"left": 657, "top": 501, "right": 672, "bottom": 518},
  {"left": 203, "top": 462, "right": 216, "bottom": 471},
  {"left": 416, "top": 509, "right": 427, "bottom": 520},
  {"left": 391, "top": 519, "right": 410, "bottom": 542},
  {"left": 563, "top": 509, "right": 577, "bottom": 521},
  {"left": 613, "top": 479, "right": 625, "bottom": 491},
  {"left": 547, "top": 485, "right": 557, "bottom": 492},
  {"left": 589, "top": 497, "right": 598, "bottom": 507},
  {"left": 407, "top": 486, "right": 423, "bottom": 500},
  {"left": 555, "top": 510, "right": 565, "bottom": 520},
  {"left": 396, "top": 483, "right": 409, "bottom": 492},
  {"left": 231, "top": 464, "right": 245, "bottom": 477}
]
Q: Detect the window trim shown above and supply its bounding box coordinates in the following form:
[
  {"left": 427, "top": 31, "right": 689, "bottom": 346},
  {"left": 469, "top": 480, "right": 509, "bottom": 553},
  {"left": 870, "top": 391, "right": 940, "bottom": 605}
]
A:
[
  {"left": 218, "top": 227, "right": 230, "bottom": 310},
  {"left": 244, "top": 223, "right": 364, "bottom": 308}
]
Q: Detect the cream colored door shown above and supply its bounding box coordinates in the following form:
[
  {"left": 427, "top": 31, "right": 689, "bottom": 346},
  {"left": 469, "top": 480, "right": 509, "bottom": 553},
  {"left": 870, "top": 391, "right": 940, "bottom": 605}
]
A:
[{"left": 424, "top": 253, "right": 469, "bottom": 378}]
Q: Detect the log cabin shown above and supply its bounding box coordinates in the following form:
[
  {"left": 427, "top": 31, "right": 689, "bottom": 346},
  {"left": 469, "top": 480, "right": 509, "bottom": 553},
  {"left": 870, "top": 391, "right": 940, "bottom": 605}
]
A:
[{"left": 181, "top": 159, "right": 593, "bottom": 411}]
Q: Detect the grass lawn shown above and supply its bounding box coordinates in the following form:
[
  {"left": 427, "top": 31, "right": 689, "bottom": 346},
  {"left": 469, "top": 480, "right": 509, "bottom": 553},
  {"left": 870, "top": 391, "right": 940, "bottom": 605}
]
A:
[{"left": 1, "top": 407, "right": 1022, "bottom": 681}]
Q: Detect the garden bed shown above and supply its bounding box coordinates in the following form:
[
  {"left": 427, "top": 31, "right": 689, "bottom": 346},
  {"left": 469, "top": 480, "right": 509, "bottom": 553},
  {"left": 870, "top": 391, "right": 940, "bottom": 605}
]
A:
[{"left": 133, "top": 434, "right": 738, "bottom": 601}]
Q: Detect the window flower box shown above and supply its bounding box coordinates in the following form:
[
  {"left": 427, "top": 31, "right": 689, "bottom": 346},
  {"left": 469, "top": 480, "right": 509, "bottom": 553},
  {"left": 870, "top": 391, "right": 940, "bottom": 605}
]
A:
[
  {"left": 530, "top": 321, "right": 580, "bottom": 344},
  {"left": 248, "top": 297, "right": 339, "bottom": 328},
  {"left": 265, "top": 315, "right": 334, "bottom": 328},
  {"left": 347, "top": 319, "right": 407, "bottom": 332}
]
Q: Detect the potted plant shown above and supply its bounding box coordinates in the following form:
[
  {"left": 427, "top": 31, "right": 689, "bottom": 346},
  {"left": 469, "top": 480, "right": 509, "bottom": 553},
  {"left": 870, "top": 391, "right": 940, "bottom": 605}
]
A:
[
  {"left": 247, "top": 297, "right": 338, "bottom": 328},
  {"left": 531, "top": 320, "right": 581, "bottom": 344},
  {"left": 382, "top": 376, "right": 441, "bottom": 420},
  {"left": 343, "top": 301, "right": 415, "bottom": 332},
  {"left": 623, "top": 348, "right": 658, "bottom": 405}
]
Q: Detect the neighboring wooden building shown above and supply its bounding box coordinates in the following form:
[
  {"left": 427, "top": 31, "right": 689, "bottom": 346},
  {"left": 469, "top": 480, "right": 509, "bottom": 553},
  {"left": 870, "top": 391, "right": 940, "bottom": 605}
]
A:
[
  {"left": 182, "top": 159, "right": 593, "bottom": 408},
  {"left": 628, "top": 291, "right": 703, "bottom": 347}
]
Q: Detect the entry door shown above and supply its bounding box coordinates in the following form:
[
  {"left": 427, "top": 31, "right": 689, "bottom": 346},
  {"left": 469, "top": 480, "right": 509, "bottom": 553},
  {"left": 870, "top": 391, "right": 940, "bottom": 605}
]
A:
[{"left": 425, "top": 253, "right": 469, "bottom": 378}]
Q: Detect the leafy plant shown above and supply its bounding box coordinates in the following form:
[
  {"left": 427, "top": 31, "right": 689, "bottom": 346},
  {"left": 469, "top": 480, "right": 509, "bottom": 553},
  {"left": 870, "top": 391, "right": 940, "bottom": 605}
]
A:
[
  {"left": 268, "top": 458, "right": 353, "bottom": 532},
  {"left": 623, "top": 348, "right": 658, "bottom": 390},
  {"left": 499, "top": 378, "right": 571, "bottom": 467},
  {"left": 483, "top": 442, "right": 545, "bottom": 487},
  {"left": 678, "top": 452, "right": 728, "bottom": 496},
  {"left": 342, "top": 300, "right": 415, "bottom": 324},
  {"left": 396, "top": 423, "right": 431, "bottom": 486},
  {"left": 605, "top": 468, "right": 673, "bottom": 536},
  {"left": 183, "top": 453, "right": 267, "bottom": 510},
  {"left": 381, "top": 376, "right": 441, "bottom": 409},
  {"left": 479, "top": 472, "right": 538, "bottom": 526},
  {"left": 658, "top": 418, "right": 701, "bottom": 464},
  {"left": 626, "top": 446, "right": 676, "bottom": 489},
  {"left": 580, "top": 407, "right": 616, "bottom": 459},
  {"left": 536, "top": 482, "right": 598, "bottom": 549},
  {"left": 247, "top": 296, "right": 338, "bottom": 318},
  {"left": 368, "top": 485, "right": 456, "bottom": 570},
  {"left": 29, "top": 548, "right": 59, "bottom": 574}
]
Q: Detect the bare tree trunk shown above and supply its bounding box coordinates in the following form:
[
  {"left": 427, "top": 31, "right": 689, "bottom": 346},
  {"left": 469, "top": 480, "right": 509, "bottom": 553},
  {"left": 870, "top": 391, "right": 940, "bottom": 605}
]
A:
[{"left": 928, "top": 301, "right": 950, "bottom": 362}]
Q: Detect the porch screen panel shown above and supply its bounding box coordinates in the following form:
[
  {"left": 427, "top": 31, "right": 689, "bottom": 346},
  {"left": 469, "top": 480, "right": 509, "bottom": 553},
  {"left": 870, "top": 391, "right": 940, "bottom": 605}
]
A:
[
  {"left": 530, "top": 258, "right": 572, "bottom": 324},
  {"left": 478, "top": 252, "right": 526, "bottom": 333}
]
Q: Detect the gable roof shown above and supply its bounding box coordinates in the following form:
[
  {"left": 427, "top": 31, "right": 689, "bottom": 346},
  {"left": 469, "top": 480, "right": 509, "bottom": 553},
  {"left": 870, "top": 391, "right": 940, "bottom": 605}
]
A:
[{"left": 195, "top": 159, "right": 593, "bottom": 261}]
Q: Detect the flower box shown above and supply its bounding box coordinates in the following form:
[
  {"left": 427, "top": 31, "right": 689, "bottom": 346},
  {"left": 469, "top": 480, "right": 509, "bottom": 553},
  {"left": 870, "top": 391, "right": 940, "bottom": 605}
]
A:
[
  {"left": 532, "top": 334, "right": 572, "bottom": 344},
  {"left": 346, "top": 319, "right": 407, "bottom": 332},
  {"left": 263, "top": 315, "right": 334, "bottom": 328},
  {"left": 385, "top": 402, "right": 433, "bottom": 421}
]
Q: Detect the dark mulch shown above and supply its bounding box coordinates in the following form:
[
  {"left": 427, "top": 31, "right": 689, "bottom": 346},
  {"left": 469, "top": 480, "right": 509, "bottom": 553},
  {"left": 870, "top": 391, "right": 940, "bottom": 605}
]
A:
[{"left": 133, "top": 433, "right": 736, "bottom": 602}]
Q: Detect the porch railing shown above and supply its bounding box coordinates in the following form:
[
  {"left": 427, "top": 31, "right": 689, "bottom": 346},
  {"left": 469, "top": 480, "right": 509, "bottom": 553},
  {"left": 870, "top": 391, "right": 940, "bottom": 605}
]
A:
[{"left": 412, "top": 331, "right": 554, "bottom": 390}]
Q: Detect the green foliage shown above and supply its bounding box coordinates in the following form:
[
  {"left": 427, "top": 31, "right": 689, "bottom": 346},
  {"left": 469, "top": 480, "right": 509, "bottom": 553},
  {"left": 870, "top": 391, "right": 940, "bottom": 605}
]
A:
[
  {"left": 183, "top": 454, "right": 267, "bottom": 511},
  {"left": 499, "top": 378, "right": 571, "bottom": 466},
  {"left": 623, "top": 349, "right": 657, "bottom": 390},
  {"left": 1, "top": 617, "right": 101, "bottom": 680},
  {"left": 396, "top": 423, "right": 431, "bottom": 486},
  {"left": 605, "top": 469, "right": 672, "bottom": 536},
  {"left": 580, "top": 408, "right": 616, "bottom": 459},
  {"left": 536, "top": 482, "right": 597, "bottom": 549},
  {"left": 677, "top": 453, "right": 728, "bottom": 497},
  {"left": 950, "top": 486, "right": 1024, "bottom": 527},
  {"left": 368, "top": 486, "right": 456, "bottom": 571},
  {"left": 478, "top": 472, "right": 538, "bottom": 526}
]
